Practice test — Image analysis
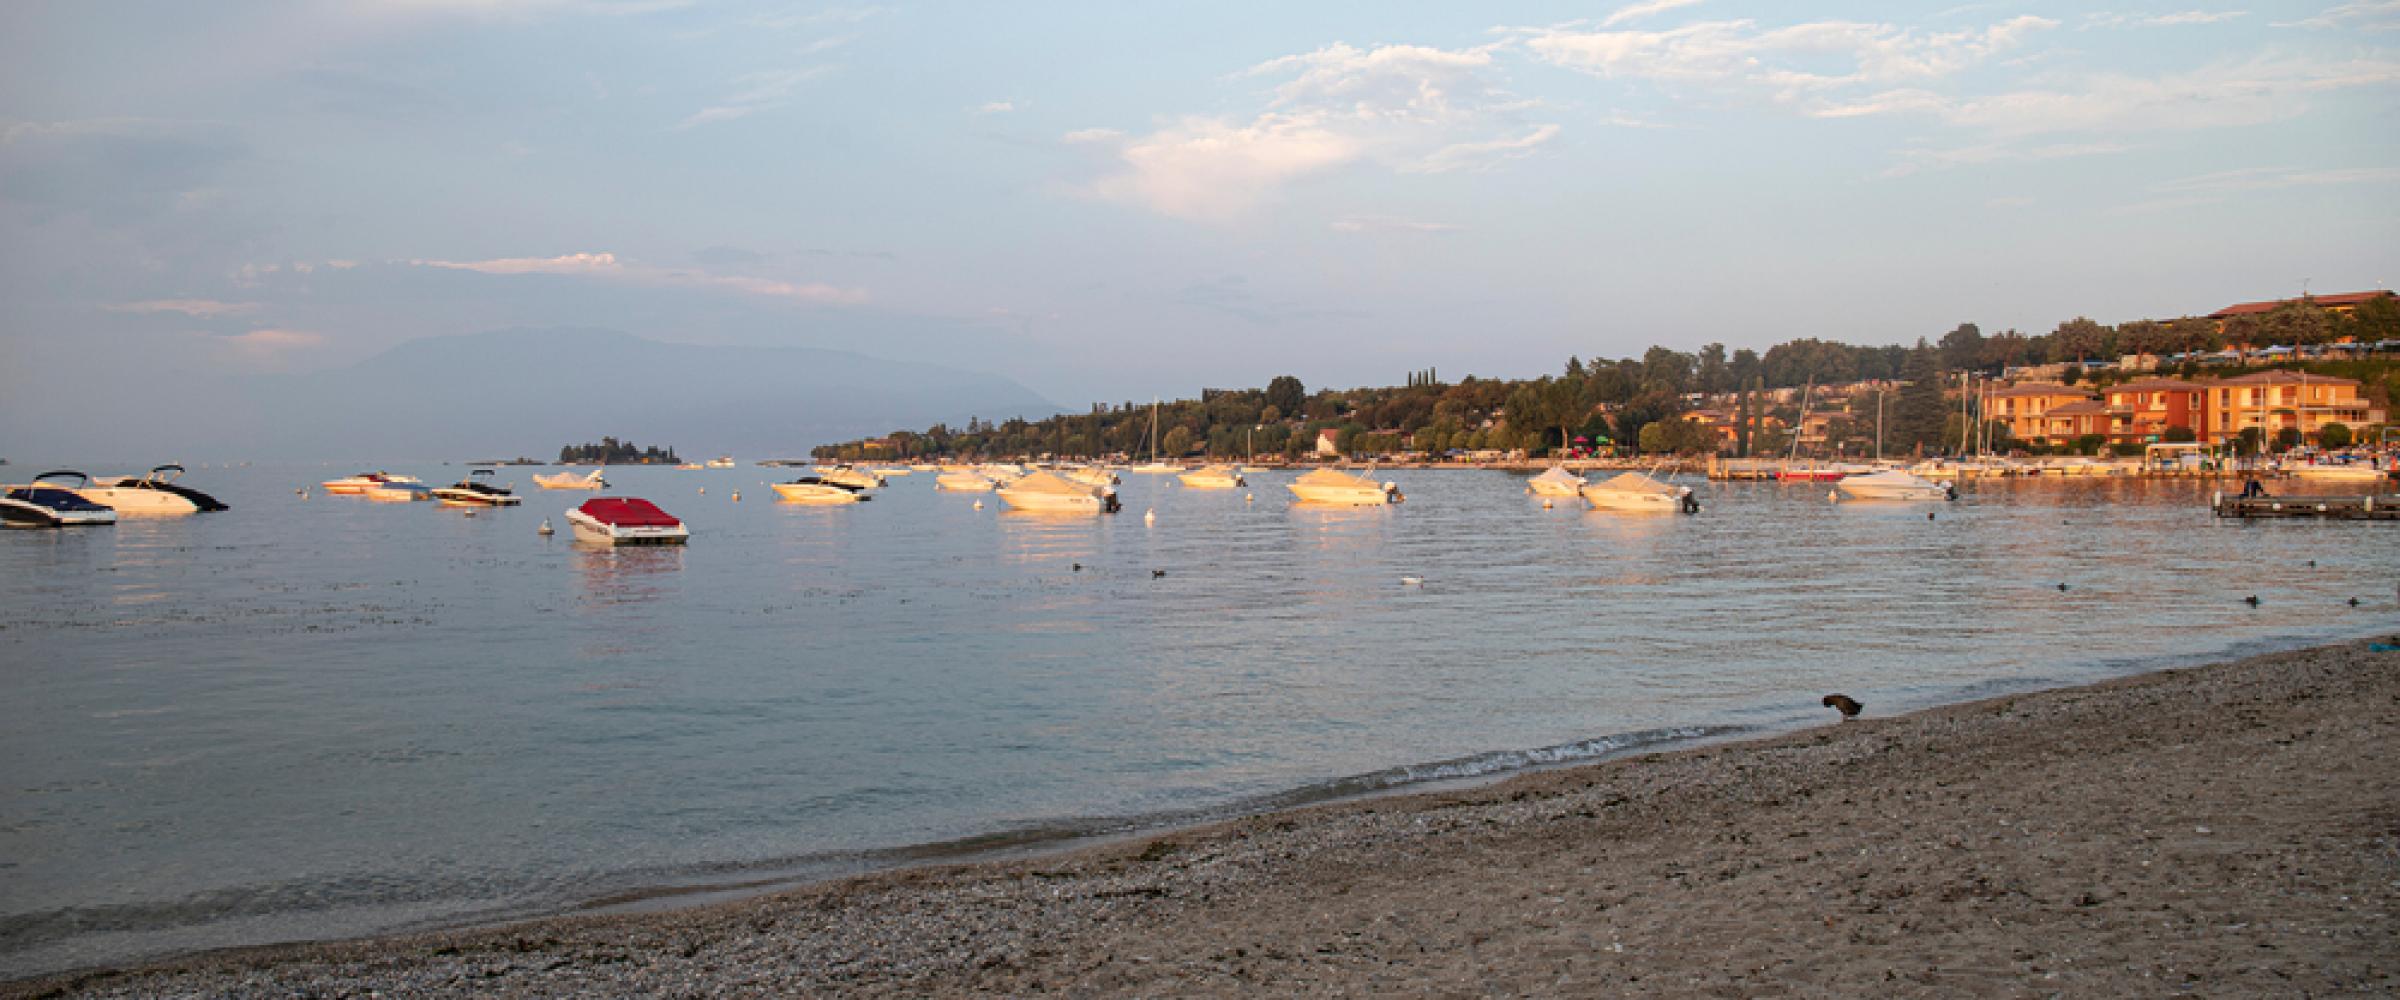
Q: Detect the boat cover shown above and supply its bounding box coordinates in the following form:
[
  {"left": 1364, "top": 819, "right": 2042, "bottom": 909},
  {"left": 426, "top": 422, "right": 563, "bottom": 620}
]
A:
[
  {"left": 1002, "top": 472, "right": 1098, "bottom": 495},
  {"left": 577, "top": 497, "right": 681, "bottom": 526},
  {"left": 1294, "top": 468, "right": 1380, "bottom": 488},
  {"left": 6, "top": 487, "right": 112, "bottom": 511},
  {"left": 1531, "top": 467, "right": 1583, "bottom": 485},
  {"left": 1589, "top": 473, "right": 1676, "bottom": 495}
]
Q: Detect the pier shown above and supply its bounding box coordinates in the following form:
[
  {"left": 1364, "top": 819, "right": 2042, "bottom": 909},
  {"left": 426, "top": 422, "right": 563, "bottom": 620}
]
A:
[{"left": 2212, "top": 492, "right": 2400, "bottom": 520}]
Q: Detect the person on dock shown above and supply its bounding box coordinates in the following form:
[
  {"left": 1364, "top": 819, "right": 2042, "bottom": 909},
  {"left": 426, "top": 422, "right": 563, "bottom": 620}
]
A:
[{"left": 2240, "top": 478, "right": 2269, "bottom": 499}]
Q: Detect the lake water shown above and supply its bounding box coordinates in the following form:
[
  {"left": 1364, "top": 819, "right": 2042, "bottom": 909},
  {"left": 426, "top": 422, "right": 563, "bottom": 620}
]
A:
[{"left": 3, "top": 463, "right": 2394, "bottom": 978}]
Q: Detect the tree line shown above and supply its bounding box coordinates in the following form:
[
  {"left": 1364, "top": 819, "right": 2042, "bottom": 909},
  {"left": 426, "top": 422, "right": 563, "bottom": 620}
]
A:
[{"left": 560, "top": 437, "right": 679, "bottom": 464}]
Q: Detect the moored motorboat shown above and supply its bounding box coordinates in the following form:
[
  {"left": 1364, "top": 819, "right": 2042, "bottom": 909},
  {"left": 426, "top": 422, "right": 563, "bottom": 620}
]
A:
[
  {"left": 2, "top": 476, "right": 117, "bottom": 527},
  {"left": 1065, "top": 467, "right": 1121, "bottom": 488},
  {"left": 1177, "top": 465, "right": 1245, "bottom": 489},
  {"left": 812, "top": 466, "right": 886, "bottom": 490},
  {"left": 771, "top": 477, "right": 874, "bottom": 504},
  {"left": 995, "top": 471, "right": 1120, "bottom": 513},
  {"left": 77, "top": 465, "right": 228, "bottom": 514},
  {"left": 2291, "top": 461, "right": 2390, "bottom": 483},
  {"left": 565, "top": 497, "right": 690, "bottom": 545},
  {"left": 1287, "top": 468, "right": 1402, "bottom": 505},
  {"left": 1525, "top": 466, "right": 1585, "bottom": 497},
  {"left": 1835, "top": 469, "right": 1956, "bottom": 501},
  {"left": 364, "top": 481, "right": 434, "bottom": 502},
  {"left": 533, "top": 468, "right": 609, "bottom": 490},
  {"left": 705, "top": 456, "right": 737, "bottom": 468},
  {"left": 935, "top": 471, "right": 997, "bottom": 491},
  {"left": 1581, "top": 472, "right": 1697, "bottom": 513},
  {"left": 322, "top": 471, "right": 421, "bottom": 494},
  {"left": 432, "top": 469, "right": 522, "bottom": 506}
]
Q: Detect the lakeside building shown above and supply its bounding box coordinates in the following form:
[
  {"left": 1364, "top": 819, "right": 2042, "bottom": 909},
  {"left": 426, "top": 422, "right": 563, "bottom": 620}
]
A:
[
  {"left": 2208, "top": 289, "right": 2396, "bottom": 325},
  {"left": 1994, "top": 372, "right": 2386, "bottom": 447}
]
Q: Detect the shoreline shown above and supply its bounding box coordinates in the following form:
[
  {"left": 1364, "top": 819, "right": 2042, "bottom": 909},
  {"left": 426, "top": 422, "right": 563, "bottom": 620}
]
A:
[{"left": 15, "top": 637, "right": 2398, "bottom": 997}]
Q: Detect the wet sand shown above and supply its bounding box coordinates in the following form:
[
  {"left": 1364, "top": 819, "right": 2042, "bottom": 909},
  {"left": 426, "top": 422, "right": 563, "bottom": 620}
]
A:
[{"left": 17, "top": 640, "right": 2398, "bottom": 997}]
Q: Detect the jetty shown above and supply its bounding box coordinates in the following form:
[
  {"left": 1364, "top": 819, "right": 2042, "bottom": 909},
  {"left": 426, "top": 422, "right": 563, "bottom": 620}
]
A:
[{"left": 2212, "top": 492, "right": 2400, "bottom": 520}]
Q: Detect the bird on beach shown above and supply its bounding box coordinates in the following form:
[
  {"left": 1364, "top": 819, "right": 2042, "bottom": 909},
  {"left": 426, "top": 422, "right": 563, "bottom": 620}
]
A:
[{"left": 1823, "top": 694, "right": 1863, "bottom": 720}]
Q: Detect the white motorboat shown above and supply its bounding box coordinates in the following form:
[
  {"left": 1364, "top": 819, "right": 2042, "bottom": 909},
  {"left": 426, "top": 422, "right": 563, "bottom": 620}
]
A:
[
  {"left": 705, "top": 456, "right": 737, "bottom": 469},
  {"left": 564, "top": 497, "right": 689, "bottom": 545},
  {"left": 1525, "top": 466, "right": 1586, "bottom": 497},
  {"left": 69, "top": 466, "right": 230, "bottom": 515},
  {"left": 2291, "top": 461, "right": 2390, "bottom": 484},
  {"left": 771, "top": 476, "right": 874, "bottom": 504},
  {"left": 533, "top": 468, "right": 609, "bottom": 490},
  {"left": 432, "top": 469, "right": 522, "bottom": 506},
  {"left": 1835, "top": 469, "right": 1956, "bottom": 501},
  {"left": 364, "top": 481, "right": 434, "bottom": 502},
  {"left": 322, "top": 471, "right": 421, "bottom": 494},
  {"left": 1177, "top": 465, "right": 1245, "bottom": 489},
  {"left": 995, "top": 471, "right": 1120, "bottom": 513},
  {"left": 870, "top": 467, "right": 912, "bottom": 477},
  {"left": 1287, "top": 468, "right": 1402, "bottom": 505},
  {"left": 935, "top": 471, "right": 997, "bottom": 492},
  {"left": 1581, "top": 472, "right": 1697, "bottom": 513},
  {"left": 2, "top": 474, "right": 118, "bottom": 527},
  {"left": 812, "top": 467, "right": 887, "bottom": 490}
]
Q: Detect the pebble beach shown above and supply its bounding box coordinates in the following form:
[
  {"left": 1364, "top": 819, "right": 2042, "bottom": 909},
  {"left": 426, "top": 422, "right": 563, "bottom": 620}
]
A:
[{"left": 14, "top": 639, "right": 2396, "bottom": 998}]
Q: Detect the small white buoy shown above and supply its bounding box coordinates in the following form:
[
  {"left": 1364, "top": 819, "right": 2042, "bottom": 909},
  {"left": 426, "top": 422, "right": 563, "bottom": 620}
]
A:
[
  {"left": 297, "top": 488, "right": 308, "bottom": 498},
  {"left": 1401, "top": 576, "right": 1424, "bottom": 587},
  {"left": 1244, "top": 492, "right": 1255, "bottom": 503},
  {"left": 463, "top": 510, "right": 477, "bottom": 518},
  {"left": 698, "top": 487, "right": 706, "bottom": 495},
  {"left": 972, "top": 500, "right": 984, "bottom": 510},
  {"left": 538, "top": 518, "right": 554, "bottom": 535},
  {"left": 1827, "top": 489, "right": 1839, "bottom": 503},
  {"left": 1542, "top": 497, "right": 1554, "bottom": 509},
  {"left": 731, "top": 491, "right": 741, "bottom": 502},
  {"left": 1144, "top": 508, "right": 1155, "bottom": 524}
]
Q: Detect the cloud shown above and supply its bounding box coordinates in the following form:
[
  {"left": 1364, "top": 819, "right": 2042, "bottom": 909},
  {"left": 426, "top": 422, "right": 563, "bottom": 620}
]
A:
[
  {"left": 1079, "top": 41, "right": 1558, "bottom": 220},
  {"left": 1329, "top": 215, "right": 1464, "bottom": 234},
  {"left": 1882, "top": 140, "right": 2132, "bottom": 177},
  {"left": 1601, "top": 0, "right": 1706, "bottom": 28},
  {"left": 2083, "top": 10, "right": 2247, "bottom": 28},
  {"left": 678, "top": 66, "right": 832, "bottom": 128},
  {"left": 2273, "top": 1, "right": 2400, "bottom": 30},
  {"left": 107, "top": 298, "right": 260, "bottom": 317},
  {"left": 219, "top": 327, "right": 325, "bottom": 350},
  {"left": 409, "top": 251, "right": 868, "bottom": 304},
  {"left": 0, "top": 118, "right": 244, "bottom": 222},
  {"left": 2150, "top": 164, "right": 2400, "bottom": 194},
  {"left": 1523, "top": 15, "right": 2059, "bottom": 107},
  {"left": 973, "top": 101, "right": 1017, "bottom": 114}
]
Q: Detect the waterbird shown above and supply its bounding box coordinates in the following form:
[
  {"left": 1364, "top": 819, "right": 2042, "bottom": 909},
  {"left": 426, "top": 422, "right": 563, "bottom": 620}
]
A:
[
  {"left": 1927, "top": 511, "right": 1936, "bottom": 520},
  {"left": 731, "top": 490, "right": 740, "bottom": 502},
  {"left": 2244, "top": 595, "right": 2260, "bottom": 607},
  {"left": 1822, "top": 694, "right": 1863, "bottom": 720},
  {"left": 2351, "top": 597, "right": 2362, "bottom": 607},
  {"left": 2058, "top": 582, "right": 2069, "bottom": 592},
  {"left": 537, "top": 518, "right": 554, "bottom": 536},
  {"left": 1401, "top": 576, "right": 1424, "bottom": 587},
  {"left": 1152, "top": 569, "right": 1167, "bottom": 578},
  {"left": 1072, "top": 562, "right": 1082, "bottom": 572},
  {"left": 2306, "top": 560, "right": 2317, "bottom": 568}
]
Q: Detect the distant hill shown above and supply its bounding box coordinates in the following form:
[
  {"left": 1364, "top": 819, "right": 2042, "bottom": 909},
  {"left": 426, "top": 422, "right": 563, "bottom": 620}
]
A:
[{"left": 10, "top": 328, "right": 1061, "bottom": 462}]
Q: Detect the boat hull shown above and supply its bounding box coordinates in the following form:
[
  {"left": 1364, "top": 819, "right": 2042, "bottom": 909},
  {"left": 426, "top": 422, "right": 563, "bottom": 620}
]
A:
[
  {"left": 1288, "top": 485, "right": 1396, "bottom": 505},
  {"left": 1583, "top": 490, "right": 1684, "bottom": 512},
  {"left": 533, "top": 473, "right": 608, "bottom": 490},
  {"left": 564, "top": 510, "right": 689, "bottom": 545},
  {"left": 935, "top": 474, "right": 996, "bottom": 491},
  {"left": 1, "top": 496, "right": 117, "bottom": 527},
  {"left": 771, "top": 483, "right": 868, "bottom": 504},
  {"left": 1526, "top": 480, "right": 1584, "bottom": 497},
  {"left": 1177, "top": 472, "right": 1244, "bottom": 489},
  {"left": 431, "top": 487, "right": 522, "bottom": 506},
  {"left": 2292, "top": 466, "right": 2389, "bottom": 483},
  {"left": 73, "top": 486, "right": 204, "bottom": 515}
]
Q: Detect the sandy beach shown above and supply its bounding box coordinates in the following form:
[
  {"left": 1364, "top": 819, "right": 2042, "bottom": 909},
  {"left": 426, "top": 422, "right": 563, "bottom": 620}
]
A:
[{"left": 16, "top": 639, "right": 2397, "bottom": 998}]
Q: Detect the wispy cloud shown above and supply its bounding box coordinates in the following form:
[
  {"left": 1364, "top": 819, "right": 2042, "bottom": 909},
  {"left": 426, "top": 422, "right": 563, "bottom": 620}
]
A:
[
  {"left": 1078, "top": 41, "right": 1557, "bottom": 221},
  {"left": 1329, "top": 215, "right": 1465, "bottom": 234},
  {"left": 679, "top": 66, "right": 832, "bottom": 128},
  {"left": 2272, "top": 1, "right": 2400, "bottom": 29},
  {"left": 2152, "top": 164, "right": 2400, "bottom": 194},
  {"left": 106, "top": 298, "right": 260, "bottom": 317},
  {"left": 409, "top": 251, "right": 868, "bottom": 304},
  {"left": 1521, "top": 15, "right": 2058, "bottom": 107},
  {"left": 973, "top": 100, "right": 1018, "bottom": 114},
  {"left": 2084, "top": 10, "right": 2247, "bottom": 28},
  {"left": 1601, "top": 0, "right": 1706, "bottom": 28}
]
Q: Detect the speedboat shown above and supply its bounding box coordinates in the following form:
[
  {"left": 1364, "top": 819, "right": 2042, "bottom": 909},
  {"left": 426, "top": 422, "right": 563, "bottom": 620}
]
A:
[
  {"left": 1581, "top": 472, "right": 1697, "bottom": 513},
  {"left": 1834, "top": 469, "right": 1956, "bottom": 501},
  {"left": 935, "top": 471, "right": 997, "bottom": 491},
  {"left": 812, "top": 467, "right": 886, "bottom": 490},
  {"left": 995, "top": 471, "right": 1120, "bottom": 513},
  {"left": 432, "top": 469, "right": 522, "bottom": 506},
  {"left": 322, "top": 471, "right": 421, "bottom": 494},
  {"left": 705, "top": 456, "right": 737, "bottom": 469},
  {"left": 364, "top": 481, "right": 434, "bottom": 502},
  {"left": 1287, "top": 468, "right": 1402, "bottom": 505},
  {"left": 75, "top": 465, "right": 228, "bottom": 514},
  {"left": 1525, "top": 466, "right": 1586, "bottom": 497},
  {"left": 565, "top": 497, "right": 689, "bottom": 545},
  {"left": 533, "top": 468, "right": 609, "bottom": 490},
  {"left": 771, "top": 476, "right": 874, "bottom": 504},
  {"left": 2291, "top": 461, "right": 2390, "bottom": 484},
  {"left": 1177, "top": 465, "right": 1245, "bottom": 489},
  {"left": 2, "top": 475, "right": 117, "bottom": 527}
]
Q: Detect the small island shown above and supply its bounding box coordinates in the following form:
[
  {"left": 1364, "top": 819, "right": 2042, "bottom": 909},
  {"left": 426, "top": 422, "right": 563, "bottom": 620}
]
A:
[{"left": 559, "top": 437, "right": 679, "bottom": 465}]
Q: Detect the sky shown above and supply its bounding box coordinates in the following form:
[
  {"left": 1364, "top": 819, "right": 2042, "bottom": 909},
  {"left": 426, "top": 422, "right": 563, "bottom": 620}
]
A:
[{"left": 3, "top": 0, "right": 2397, "bottom": 414}]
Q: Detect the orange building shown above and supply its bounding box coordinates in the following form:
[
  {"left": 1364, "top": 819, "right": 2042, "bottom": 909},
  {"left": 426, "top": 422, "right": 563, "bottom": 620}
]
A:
[
  {"left": 1992, "top": 372, "right": 2384, "bottom": 446},
  {"left": 2102, "top": 379, "right": 2207, "bottom": 444},
  {"left": 1989, "top": 383, "right": 2099, "bottom": 444},
  {"left": 2198, "top": 371, "right": 2384, "bottom": 444}
]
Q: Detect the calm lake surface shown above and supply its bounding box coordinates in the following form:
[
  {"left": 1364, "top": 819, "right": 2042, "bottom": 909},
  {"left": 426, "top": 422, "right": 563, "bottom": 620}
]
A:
[{"left": 3, "top": 463, "right": 2394, "bottom": 978}]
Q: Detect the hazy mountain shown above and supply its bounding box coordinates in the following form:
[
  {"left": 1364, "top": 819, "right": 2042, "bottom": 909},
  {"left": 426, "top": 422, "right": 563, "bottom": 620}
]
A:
[{"left": 9, "top": 328, "right": 1061, "bottom": 463}]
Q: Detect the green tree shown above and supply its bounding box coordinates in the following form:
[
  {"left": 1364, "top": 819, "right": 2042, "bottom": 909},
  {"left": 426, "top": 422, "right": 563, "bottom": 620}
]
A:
[
  {"left": 1162, "top": 426, "right": 1194, "bottom": 457},
  {"left": 1892, "top": 343, "right": 1947, "bottom": 453},
  {"left": 2053, "top": 316, "right": 2109, "bottom": 361},
  {"left": 1938, "top": 322, "right": 1984, "bottom": 371},
  {"left": 1266, "top": 375, "right": 1306, "bottom": 415},
  {"left": 2318, "top": 422, "right": 2353, "bottom": 449}
]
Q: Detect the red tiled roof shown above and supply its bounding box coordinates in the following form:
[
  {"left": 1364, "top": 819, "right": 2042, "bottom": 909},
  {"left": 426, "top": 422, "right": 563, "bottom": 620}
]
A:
[
  {"left": 2205, "top": 371, "right": 2363, "bottom": 387},
  {"left": 2106, "top": 378, "right": 2205, "bottom": 393},
  {"left": 2208, "top": 290, "right": 2394, "bottom": 319},
  {"left": 1991, "top": 382, "right": 2090, "bottom": 398},
  {"left": 2046, "top": 400, "right": 2110, "bottom": 416}
]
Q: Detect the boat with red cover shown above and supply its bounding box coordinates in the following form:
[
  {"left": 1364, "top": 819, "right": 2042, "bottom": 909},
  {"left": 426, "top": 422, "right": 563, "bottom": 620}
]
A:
[{"left": 563, "top": 497, "right": 689, "bottom": 546}]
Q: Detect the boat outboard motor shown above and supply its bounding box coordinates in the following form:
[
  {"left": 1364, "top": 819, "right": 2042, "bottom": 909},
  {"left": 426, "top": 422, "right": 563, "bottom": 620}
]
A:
[
  {"left": 1102, "top": 488, "right": 1122, "bottom": 513},
  {"left": 1384, "top": 482, "right": 1404, "bottom": 503},
  {"left": 1679, "top": 487, "right": 1701, "bottom": 514},
  {"left": 1942, "top": 481, "right": 1959, "bottom": 501}
]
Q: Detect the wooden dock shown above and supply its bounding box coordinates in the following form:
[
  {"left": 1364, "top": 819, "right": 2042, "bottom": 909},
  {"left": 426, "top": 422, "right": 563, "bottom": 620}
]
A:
[{"left": 2212, "top": 493, "right": 2400, "bottom": 520}]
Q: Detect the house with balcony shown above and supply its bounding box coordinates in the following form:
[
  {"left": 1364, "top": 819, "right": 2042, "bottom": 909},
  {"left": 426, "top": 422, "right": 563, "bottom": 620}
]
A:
[
  {"left": 2199, "top": 371, "right": 2384, "bottom": 444},
  {"left": 1989, "top": 382, "right": 2098, "bottom": 444},
  {"left": 2100, "top": 379, "right": 2207, "bottom": 445}
]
